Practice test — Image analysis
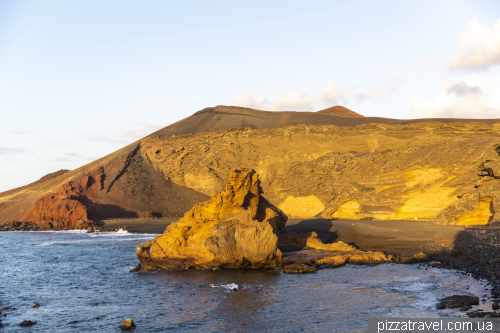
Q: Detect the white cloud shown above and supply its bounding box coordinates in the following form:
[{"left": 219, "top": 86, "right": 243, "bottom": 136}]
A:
[
  {"left": 410, "top": 75, "right": 500, "bottom": 119},
  {"left": 320, "top": 82, "right": 347, "bottom": 105},
  {"left": 448, "top": 17, "right": 500, "bottom": 71},
  {"left": 271, "top": 90, "right": 317, "bottom": 110}
]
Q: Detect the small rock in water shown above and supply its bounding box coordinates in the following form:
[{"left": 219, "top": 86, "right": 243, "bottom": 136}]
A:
[
  {"left": 19, "top": 320, "right": 37, "bottom": 327},
  {"left": 0, "top": 322, "right": 3, "bottom": 328},
  {"left": 32, "top": 303, "right": 41, "bottom": 308},
  {"left": 493, "top": 303, "right": 500, "bottom": 310},
  {"left": 283, "top": 263, "right": 316, "bottom": 274},
  {"left": 0, "top": 307, "right": 15, "bottom": 312},
  {"left": 120, "top": 318, "right": 136, "bottom": 330}
]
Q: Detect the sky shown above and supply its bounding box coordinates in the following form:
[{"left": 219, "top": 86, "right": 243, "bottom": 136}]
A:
[{"left": 1, "top": 0, "right": 500, "bottom": 192}]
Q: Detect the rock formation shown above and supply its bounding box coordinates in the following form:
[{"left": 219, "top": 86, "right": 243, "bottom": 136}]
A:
[
  {"left": 280, "top": 231, "right": 392, "bottom": 272},
  {"left": 134, "top": 169, "right": 287, "bottom": 271},
  {"left": 2, "top": 105, "right": 500, "bottom": 226}
]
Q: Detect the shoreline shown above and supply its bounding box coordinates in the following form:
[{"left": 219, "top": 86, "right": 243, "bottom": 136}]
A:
[{"left": 3, "top": 218, "right": 500, "bottom": 316}]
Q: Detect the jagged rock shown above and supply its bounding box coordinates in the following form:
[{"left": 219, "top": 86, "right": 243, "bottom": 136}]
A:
[
  {"left": 32, "top": 303, "right": 41, "bottom": 308},
  {"left": 120, "top": 318, "right": 136, "bottom": 330},
  {"left": 135, "top": 169, "right": 287, "bottom": 271}
]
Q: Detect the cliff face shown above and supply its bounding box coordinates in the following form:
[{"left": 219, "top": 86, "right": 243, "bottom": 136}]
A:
[
  {"left": 141, "top": 122, "right": 500, "bottom": 224},
  {"left": 1, "top": 106, "right": 500, "bottom": 226}
]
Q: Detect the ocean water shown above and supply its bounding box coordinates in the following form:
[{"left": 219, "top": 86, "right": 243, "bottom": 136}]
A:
[{"left": 0, "top": 231, "right": 489, "bottom": 332}]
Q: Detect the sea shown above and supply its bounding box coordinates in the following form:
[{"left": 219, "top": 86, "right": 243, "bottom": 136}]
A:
[{"left": 0, "top": 230, "right": 490, "bottom": 332}]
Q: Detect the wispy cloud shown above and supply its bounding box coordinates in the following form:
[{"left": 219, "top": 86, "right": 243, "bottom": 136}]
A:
[
  {"left": 0, "top": 147, "right": 25, "bottom": 155},
  {"left": 5, "top": 129, "right": 31, "bottom": 135},
  {"left": 448, "top": 17, "right": 500, "bottom": 71}
]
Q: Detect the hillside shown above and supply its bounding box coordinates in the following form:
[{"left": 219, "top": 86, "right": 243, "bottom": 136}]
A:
[
  {"left": 316, "top": 106, "right": 364, "bottom": 118},
  {"left": 1, "top": 105, "right": 500, "bottom": 227}
]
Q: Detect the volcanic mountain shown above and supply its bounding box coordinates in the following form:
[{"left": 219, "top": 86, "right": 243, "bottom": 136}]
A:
[
  {"left": 316, "top": 106, "right": 364, "bottom": 118},
  {"left": 1, "top": 105, "right": 500, "bottom": 227}
]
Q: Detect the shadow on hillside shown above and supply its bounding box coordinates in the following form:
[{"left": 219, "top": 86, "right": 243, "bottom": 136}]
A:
[{"left": 87, "top": 204, "right": 138, "bottom": 221}]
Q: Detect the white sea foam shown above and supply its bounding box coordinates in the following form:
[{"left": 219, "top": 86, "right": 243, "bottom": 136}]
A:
[
  {"left": 36, "top": 242, "right": 54, "bottom": 246},
  {"left": 211, "top": 283, "right": 239, "bottom": 291}
]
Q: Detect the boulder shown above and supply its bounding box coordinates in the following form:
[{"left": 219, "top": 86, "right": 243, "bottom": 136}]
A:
[
  {"left": 135, "top": 169, "right": 287, "bottom": 271},
  {"left": 32, "top": 303, "right": 41, "bottom": 308},
  {"left": 120, "top": 318, "right": 136, "bottom": 330}
]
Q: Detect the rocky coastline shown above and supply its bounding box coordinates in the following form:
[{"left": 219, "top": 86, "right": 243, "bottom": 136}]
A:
[
  {"left": 132, "top": 169, "right": 431, "bottom": 273},
  {"left": 0, "top": 220, "right": 115, "bottom": 232},
  {"left": 426, "top": 228, "right": 500, "bottom": 318}
]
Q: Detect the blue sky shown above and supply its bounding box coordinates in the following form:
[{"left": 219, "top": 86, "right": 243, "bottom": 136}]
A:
[{"left": 1, "top": 0, "right": 500, "bottom": 192}]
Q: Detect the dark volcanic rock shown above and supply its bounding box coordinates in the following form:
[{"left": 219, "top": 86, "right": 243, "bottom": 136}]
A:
[
  {"left": 283, "top": 263, "right": 316, "bottom": 274},
  {"left": 437, "top": 295, "right": 479, "bottom": 310},
  {"left": 467, "top": 310, "right": 500, "bottom": 318}
]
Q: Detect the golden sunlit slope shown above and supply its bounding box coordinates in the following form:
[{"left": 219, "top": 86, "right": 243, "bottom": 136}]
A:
[{"left": 1, "top": 105, "right": 500, "bottom": 226}]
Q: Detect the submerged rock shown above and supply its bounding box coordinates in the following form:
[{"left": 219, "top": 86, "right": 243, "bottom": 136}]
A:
[{"left": 135, "top": 169, "right": 287, "bottom": 271}]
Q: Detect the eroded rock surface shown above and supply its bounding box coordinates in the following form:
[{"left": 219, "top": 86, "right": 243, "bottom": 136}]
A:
[{"left": 135, "top": 169, "right": 287, "bottom": 271}]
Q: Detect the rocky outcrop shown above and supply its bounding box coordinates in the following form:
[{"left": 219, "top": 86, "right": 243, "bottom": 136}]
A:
[
  {"left": 30, "top": 193, "right": 89, "bottom": 227},
  {"left": 280, "top": 231, "right": 391, "bottom": 271},
  {"left": 134, "top": 169, "right": 287, "bottom": 271}
]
